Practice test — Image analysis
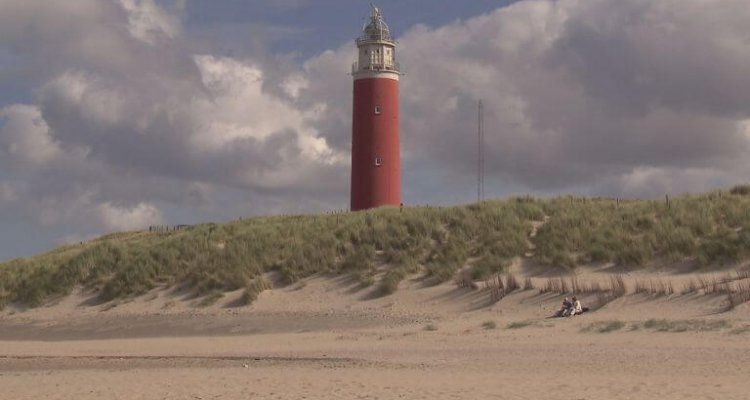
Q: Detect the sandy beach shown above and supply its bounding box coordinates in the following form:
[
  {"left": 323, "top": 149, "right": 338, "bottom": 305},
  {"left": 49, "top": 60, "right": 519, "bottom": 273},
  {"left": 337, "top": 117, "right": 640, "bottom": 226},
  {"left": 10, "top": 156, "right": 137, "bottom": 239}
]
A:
[{"left": 2, "top": 269, "right": 749, "bottom": 400}]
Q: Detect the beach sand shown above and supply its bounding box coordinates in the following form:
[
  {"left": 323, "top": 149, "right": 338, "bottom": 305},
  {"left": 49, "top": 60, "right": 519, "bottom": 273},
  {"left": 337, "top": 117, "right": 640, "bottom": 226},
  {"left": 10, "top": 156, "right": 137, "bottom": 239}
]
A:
[{"left": 1, "top": 268, "right": 749, "bottom": 399}]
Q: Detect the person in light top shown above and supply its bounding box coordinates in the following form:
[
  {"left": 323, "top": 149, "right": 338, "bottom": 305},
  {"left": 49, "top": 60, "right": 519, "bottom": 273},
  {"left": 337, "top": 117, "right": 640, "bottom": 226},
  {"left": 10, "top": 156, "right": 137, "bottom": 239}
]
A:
[{"left": 568, "top": 296, "right": 583, "bottom": 317}]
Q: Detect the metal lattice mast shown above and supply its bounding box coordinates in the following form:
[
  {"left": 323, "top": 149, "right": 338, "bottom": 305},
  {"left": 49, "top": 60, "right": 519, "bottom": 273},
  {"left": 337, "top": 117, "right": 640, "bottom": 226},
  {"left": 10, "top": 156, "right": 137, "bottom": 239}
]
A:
[{"left": 477, "top": 100, "right": 485, "bottom": 203}]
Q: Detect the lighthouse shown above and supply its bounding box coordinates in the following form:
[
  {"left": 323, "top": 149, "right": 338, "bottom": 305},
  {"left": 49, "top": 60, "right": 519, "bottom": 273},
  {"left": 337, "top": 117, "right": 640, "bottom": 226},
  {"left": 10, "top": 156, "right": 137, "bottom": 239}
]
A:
[{"left": 350, "top": 5, "right": 401, "bottom": 211}]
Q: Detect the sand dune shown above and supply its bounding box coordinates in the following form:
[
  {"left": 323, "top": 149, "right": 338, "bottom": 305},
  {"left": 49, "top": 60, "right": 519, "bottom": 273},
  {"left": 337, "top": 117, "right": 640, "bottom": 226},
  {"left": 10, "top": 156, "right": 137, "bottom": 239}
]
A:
[{"left": 1, "top": 268, "right": 750, "bottom": 399}]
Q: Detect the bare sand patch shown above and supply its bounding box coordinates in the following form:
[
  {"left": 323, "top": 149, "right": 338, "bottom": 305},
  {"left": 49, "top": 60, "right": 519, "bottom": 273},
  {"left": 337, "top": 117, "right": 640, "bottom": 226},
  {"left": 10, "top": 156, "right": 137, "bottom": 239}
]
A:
[{"left": 1, "top": 268, "right": 749, "bottom": 399}]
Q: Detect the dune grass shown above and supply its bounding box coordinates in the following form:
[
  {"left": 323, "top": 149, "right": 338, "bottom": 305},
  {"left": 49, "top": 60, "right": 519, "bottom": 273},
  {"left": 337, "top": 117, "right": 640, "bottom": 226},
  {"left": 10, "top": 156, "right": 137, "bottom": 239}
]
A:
[
  {"left": 0, "top": 200, "right": 537, "bottom": 308},
  {"left": 533, "top": 189, "right": 750, "bottom": 269},
  {"left": 1, "top": 187, "right": 749, "bottom": 309},
  {"left": 198, "top": 289, "right": 224, "bottom": 307},
  {"left": 240, "top": 276, "right": 270, "bottom": 306}
]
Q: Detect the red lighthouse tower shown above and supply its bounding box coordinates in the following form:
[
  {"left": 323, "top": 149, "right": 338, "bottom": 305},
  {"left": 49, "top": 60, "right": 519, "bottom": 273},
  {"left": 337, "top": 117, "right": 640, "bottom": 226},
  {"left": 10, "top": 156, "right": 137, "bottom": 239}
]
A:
[{"left": 350, "top": 5, "right": 401, "bottom": 211}]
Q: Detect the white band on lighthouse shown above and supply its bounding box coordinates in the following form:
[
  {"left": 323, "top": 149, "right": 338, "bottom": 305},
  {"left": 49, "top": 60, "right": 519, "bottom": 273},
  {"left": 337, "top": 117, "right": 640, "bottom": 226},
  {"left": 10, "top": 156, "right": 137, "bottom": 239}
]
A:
[{"left": 353, "top": 69, "right": 400, "bottom": 81}]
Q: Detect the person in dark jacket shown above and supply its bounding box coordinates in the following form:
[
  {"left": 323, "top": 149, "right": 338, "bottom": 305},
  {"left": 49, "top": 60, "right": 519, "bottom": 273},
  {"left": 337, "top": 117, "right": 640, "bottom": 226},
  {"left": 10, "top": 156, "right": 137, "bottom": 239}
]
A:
[{"left": 560, "top": 297, "right": 573, "bottom": 317}]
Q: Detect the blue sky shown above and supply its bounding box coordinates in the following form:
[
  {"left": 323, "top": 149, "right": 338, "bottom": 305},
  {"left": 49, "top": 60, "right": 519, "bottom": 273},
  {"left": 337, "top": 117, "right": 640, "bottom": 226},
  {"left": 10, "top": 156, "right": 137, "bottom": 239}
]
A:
[
  {"left": 1, "top": 0, "right": 750, "bottom": 261},
  {"left": 180, "top": 1, "right": 520, "bottom": 56}
]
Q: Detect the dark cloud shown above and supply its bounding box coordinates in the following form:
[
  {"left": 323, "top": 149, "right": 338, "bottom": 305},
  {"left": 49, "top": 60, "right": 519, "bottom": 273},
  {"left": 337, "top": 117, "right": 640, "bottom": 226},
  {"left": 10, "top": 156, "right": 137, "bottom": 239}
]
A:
[
  {"left": 551, "top": 0, "right": 750, "bottom": 119},
  {"left": 388, "top": 1, "right": 750, "bottom": 194}
]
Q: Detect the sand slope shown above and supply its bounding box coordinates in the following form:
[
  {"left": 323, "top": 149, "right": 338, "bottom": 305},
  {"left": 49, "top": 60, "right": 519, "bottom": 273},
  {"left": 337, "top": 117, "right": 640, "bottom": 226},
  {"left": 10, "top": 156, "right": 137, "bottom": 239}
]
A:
[{"left": 1, "top": 269, "right": 750, "bottom": 399}]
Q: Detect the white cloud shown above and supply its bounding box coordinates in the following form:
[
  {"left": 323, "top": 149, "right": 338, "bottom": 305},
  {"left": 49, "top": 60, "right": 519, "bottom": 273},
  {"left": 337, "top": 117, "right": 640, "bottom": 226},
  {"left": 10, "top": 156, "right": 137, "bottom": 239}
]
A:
[
  {"left": 295, "top": 0, "right": 750, "bottom": 198},
  {"left": 119, "top": 0, "right": 182, "bottom": 45},
  {"left": 97, "top": 202, "right": 164, "bottom": 231},
  {"left": 190, "top": 55, "right": 333, "bottom": 161},
  {"left": 0, "top": 0, "right": 349, "bottom": 243},
  {"left": 0, "top": 104, "right": 62, "bottom": 168},
  {"left": 610, "top": 167, "right": 729, "bottom": 198}
]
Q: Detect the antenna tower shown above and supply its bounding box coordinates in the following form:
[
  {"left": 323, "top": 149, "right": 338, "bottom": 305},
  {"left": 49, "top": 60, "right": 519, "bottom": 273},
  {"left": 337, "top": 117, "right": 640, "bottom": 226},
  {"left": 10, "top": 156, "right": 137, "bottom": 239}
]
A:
[{"left": 477, "top": 100, "right": 485, "bottom": 203}]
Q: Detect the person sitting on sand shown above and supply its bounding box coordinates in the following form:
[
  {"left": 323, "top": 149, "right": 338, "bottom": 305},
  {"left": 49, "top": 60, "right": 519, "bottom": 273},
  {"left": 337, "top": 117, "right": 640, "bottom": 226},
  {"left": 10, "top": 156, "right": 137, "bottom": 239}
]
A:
[
  {"left": 560, "top": 297, "right": 572, "bottom": 317},
  {"left": 568, "top": 296, "right": 583, "bottom": 317}
]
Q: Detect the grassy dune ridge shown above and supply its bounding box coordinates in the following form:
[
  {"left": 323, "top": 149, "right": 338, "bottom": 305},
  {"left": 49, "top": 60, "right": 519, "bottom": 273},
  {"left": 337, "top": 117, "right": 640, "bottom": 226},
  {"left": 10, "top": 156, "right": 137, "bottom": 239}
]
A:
[{"left": 1, "top": 187, "right": 749, "bottom": 309}]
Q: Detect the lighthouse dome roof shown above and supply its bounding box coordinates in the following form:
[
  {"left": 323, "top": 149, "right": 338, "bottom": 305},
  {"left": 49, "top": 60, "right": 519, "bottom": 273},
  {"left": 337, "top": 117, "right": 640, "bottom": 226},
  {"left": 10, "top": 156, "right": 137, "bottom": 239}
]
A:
[{"left": 359, "top": 5, "right": 392, "bottom": 43}]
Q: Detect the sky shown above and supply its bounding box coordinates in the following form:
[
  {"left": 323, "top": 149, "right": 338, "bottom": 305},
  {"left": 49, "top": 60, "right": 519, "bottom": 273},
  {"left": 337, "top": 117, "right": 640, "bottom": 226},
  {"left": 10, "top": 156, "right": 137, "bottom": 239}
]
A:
[{"left": 1, "top": 0, "right": 750, "bottom": 261}]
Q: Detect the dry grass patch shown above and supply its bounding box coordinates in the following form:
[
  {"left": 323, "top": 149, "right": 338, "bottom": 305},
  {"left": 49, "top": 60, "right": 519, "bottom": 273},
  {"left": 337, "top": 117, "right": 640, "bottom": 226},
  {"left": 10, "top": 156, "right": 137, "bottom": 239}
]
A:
[
  {"left": 485, "top": 273, "right": 521, "bottom": 303},
  {"left": 240, "top": 276, "right": 270, "bottom": 306},
  {"left": 378, "top": 268, "right": 409, "bottom": 295},
  {"left": 162, "top": 300, "right": 176, "bottom": 309},
  {"left": 198, "top": 289, "right": 224, "bottom": 307},
  {"left": 727, "top": 280, "right": 750, "bottom": 310},
  {"left": 730, "top": 184, "right": 750, "bottom": 196},
  {"left": 634, "top": 279, "right": 675, "bottom": 296},
  {"left": 679, "top": 272, "right": 750, "bottom": 310},
  {"left": 635, "top": 319, "right": 731, "bottom": 332},
  {"left": 482, "top": 320, "right": 497, "bottom": 330},
  {"left": 454, "top": 268, "right": 478, "bottom": 290},
  {"left": 730, "top": 325, "right": 750, "bottom": 335},
  {"left": 582, "top": 320, "right": 626, "bottom": 333},
  {"left": 506, "top": 320, "right": 537, "bottom": 329},
  {"left": 540, "top": 275, "right": 626, "bottom": 295},
  {"left": 539, "top": 275, "right": 627, "bottom": 311}
]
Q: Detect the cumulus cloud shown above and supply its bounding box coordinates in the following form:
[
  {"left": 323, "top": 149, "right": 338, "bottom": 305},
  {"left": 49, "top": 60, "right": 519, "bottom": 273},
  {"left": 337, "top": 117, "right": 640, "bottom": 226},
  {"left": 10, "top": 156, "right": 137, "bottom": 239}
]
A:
[
  {"left": 0, "top": 0, "right": 347, "bottom": 235},
  {"left": 2, "top": 0, "right": 750, "bottom": 258},
  {"left": 419, "top": 0, "right": 750, "bottom": 194},
  {"left": 119, "top": 0, "right": 182, "bottom": 45},
  {"left": 97, "top": 202, "right": 164, "bottom": 231},
  {"left": 0, "top": 105, "right": 63, "bottom": 168},
  {"left": 295, "top": 0, "right": 750, "bottom": 198}
]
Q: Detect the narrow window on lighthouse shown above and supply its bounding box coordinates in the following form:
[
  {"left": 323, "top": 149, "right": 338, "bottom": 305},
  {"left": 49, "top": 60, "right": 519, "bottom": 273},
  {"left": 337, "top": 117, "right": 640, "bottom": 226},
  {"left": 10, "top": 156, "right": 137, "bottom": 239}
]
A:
[
  {"left": 374, "top": 157, "right": 383, "bottom": 166},
  {"left": 374, "top": 106, "right": 381, "bottom": 115}
]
